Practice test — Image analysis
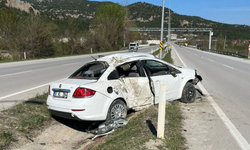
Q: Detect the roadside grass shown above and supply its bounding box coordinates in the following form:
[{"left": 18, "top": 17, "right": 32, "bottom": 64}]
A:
[
  {"left": 0, "top": 93, "right": 52, "bottom": 149},
  {"left": 152, "top": 49, "right": 160, "bottom": 56},
  {"left": 162, "top": 48, "right": 173, "bottom": 64},
  {"left": 89, "top": 102, "right": 186, "bottom": 150}
]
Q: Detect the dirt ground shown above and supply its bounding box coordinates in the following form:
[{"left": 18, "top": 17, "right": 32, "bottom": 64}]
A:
[{"left": 10, "top": 119, "right": 96, "bottom": 150}]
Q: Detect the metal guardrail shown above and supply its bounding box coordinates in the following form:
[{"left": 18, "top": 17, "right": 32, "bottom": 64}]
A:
[
  {"left": 128, "top": 27, "right": 212, "bottom": 32},
  {"left": 201, "top": 49, "right": 248, "bottom": 58}
]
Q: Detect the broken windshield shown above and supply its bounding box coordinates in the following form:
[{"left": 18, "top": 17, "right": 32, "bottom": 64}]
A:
[{"left": 69, "top": 61, "right": 109, "bottom": 80}]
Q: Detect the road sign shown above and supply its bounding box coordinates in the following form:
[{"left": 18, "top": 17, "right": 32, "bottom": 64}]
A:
[{"left": 159, "top": 41, "right": 163, "bottom": 50}]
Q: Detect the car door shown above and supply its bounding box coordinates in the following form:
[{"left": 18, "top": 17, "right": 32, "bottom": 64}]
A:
[
  {"left": 116, "top": 61, "right": 153, "bottom": 110},
  {"left": 141, "top": 59, "right": 181, "bottom": 104}
]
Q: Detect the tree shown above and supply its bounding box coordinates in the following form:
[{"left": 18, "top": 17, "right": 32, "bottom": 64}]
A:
[
  {"left": 0, "top": 9, "right": 20, "bottom": 59},
  {"left": 0, "top": 9, "right": 18, "bottom": 38},
  {"left": 86, "top": 3, "right": 126, "bottom": 51},
  {"left": 18, "top": 15, "right": 57, "bottom": 58}
]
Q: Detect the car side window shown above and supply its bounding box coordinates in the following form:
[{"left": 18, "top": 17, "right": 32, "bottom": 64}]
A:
[
  {"left": 107, "top": 70, "right": 119, "bottom": 80},
  {"left": 116, "top": 61, "right": 141, "bottom": 78},
  {"left": 142, "top": 60, "right": 170, "bottom": 76}
]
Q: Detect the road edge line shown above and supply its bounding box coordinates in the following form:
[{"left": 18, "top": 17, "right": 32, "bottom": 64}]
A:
[
  {"left": 172, "top": 45, "right": 250, "bottom": 150},
  {"left": 0, "top": 78, "right": 66, "bottom": 101}
]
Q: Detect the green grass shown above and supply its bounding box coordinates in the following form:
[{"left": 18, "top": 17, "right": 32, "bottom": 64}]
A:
[
  {"left": 152, "top": 47, "right": 173, "bottom": 64},
  {"left": 0, "top": 93, "right": 52, "bottom": 149},
  {"left": 0, "top": 132, "right": 14, "bottom": 150},
  {"left": 90, "top": 102, "right": 186, "bottom": 150},
  {"left": 152, "top": 49, "right": 160, "bottom": 56},
  {"left": 164, "top": 102, "right": 186, "bottom": 150},
  {"left": 162, "top": 48, "right": 173, "bottom": 64}
]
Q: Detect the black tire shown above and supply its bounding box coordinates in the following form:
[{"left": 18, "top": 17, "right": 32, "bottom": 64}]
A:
[
  {"left": 180, "top": 82, "right": 196, "bottom": 103},
  {"left": 106, "top": 99, "right": 127, "bottom": 121}
]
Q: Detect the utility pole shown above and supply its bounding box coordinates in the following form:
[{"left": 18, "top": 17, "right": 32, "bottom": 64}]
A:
[
  {"left": 160, "top": 0, "right": 165, "bottom": 59},
  {"left": 123, "top": 31, "right": 126, "bottom": 47},
  {"left": 167, "top": 0, "right": 171, "bottom": 51}
]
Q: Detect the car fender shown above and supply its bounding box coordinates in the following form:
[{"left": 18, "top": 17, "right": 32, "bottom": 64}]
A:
[
  {"left": 81, "top": 80, "right": 128, "bottom": 114},
  {"left": 177, "top": 71, "right": 196, "bottom": 98}
]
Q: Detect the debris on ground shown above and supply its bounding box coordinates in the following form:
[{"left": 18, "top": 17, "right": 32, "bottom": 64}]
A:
[{"left": 87, "top": 118, "right": 128, "bottom": 140}]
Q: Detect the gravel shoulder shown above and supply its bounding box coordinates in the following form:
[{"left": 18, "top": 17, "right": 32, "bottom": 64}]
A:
[{"left": 172, "top": 46, "right": 240, "bottom": 150}]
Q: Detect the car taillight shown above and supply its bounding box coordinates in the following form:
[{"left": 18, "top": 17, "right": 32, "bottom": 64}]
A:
[{"left": 73, "top": 88, "right": 96, "bottom": 98}]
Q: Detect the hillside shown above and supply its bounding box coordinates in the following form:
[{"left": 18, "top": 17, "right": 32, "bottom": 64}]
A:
[
  {"left": 127, "top": 2, "right": 250, "bottom": 40},
  {"left": 2, "top": 0, "right": 250, "bottom": 40}
]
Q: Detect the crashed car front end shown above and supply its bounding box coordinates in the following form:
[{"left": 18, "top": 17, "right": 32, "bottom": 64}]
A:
[{"left": 193, "top": 70, "right": 203, "bottom": 85}]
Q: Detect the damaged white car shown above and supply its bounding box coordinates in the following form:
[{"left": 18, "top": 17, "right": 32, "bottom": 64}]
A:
[{"left": 47, "top": 52, "right": 202, "bottom": 121}]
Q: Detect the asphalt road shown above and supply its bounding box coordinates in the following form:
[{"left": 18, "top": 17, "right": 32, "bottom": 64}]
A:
[
  {"left": 172, "top": 44, "right": 250, "bottom": 149},
  {"left": 0, "top": 46, "right": 158, "bottom": 110}
]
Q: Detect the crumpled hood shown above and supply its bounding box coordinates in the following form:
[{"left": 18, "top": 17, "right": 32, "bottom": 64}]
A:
[{"left": 179, "top": 66, "right": 195, "bottom": 74}]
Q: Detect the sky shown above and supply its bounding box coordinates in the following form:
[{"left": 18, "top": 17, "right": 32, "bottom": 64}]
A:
[{"left": 91, "top": 0, "right": 250, "bottom": 26}]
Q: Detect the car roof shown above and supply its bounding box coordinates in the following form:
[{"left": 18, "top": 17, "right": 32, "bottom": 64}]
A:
[{"left": 96, "top": 52, "right": 156, "bottom": 65}]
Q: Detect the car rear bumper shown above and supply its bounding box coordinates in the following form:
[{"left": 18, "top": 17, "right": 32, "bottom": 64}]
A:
[
  {"left": 49, "top": 109, "right": 82, "bottom": 121},
  {"left": 46, "top": 94, "right": 112, "bottom": 121}
]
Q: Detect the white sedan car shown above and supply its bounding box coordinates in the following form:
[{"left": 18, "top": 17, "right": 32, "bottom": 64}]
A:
[{"left": 47, "top": 52, "right": 202, "bottom": 121}]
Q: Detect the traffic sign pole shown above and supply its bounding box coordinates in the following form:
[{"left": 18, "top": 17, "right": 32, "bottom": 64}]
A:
[
  {"left": 159, "top": 41, "right": 163, "bottom": 51},
  {"left": 160, "top": 0, "right": 165, "bottom": 59}
]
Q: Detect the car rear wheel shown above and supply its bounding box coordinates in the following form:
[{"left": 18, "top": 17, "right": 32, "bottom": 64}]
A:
[
  {"left": 180, "top": 82, "right": 196, "bottom": 103},
  {"left": 106, "top": 99, "right": 127, "bottom": 121}
]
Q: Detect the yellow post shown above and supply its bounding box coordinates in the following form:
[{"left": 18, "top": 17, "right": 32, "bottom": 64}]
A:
[{"left": 157, "top": 85, "right": 166, "bottom": 139}]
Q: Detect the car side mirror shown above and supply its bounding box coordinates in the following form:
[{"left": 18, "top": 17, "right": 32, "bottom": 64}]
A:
[{"left": 170, "top": 71, "right": 177, "bottom": 77}]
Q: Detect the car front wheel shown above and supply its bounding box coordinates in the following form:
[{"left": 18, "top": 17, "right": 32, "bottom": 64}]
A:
[
  {"left": 180, "top": 82, "right": 196, "bottom": 103},
  {"left": 106, "top": 99, "right": 127, "bottom": 121}
]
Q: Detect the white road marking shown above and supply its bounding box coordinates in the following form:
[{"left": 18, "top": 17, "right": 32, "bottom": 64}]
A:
[
  {"left": 0, "top": 78, "right": 66, "bottom": 101},
  {"left": 207, "top": 59, "right": 214, "bottom": 62},
  {"left": 223, "top": 64, "right": 234, "bottom": 70},
  {"left": 62, "top": 62, "right": 80, "bottom": 66},
  {"left": 172, "top": 45, "right": 250, "bottom": 150},
  {"left": 0, "top": 70, "right": 32, "bottom": 78}
]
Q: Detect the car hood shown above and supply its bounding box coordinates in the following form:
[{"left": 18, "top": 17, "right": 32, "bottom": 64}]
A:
[{"left": 179, "top": 66, "right": 195, "bottom": 73}]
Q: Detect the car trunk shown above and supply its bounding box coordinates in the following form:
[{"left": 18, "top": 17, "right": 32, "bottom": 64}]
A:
[{"left": 50, "top": 79, "right": 97, "bottom": 100}]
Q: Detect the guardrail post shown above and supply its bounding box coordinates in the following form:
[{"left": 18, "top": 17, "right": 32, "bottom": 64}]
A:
[
  {"left": 248, "top": 44, "right": 250, "bottom": 59},
  {"left": 157, "top": 84, "right": 166, "bottom": 139},
  {"left": 209, "top": 31, "right": 213, "bottom": 50},
  {"left": 24, "top": 52, "right": 26, "bottom": 59}
]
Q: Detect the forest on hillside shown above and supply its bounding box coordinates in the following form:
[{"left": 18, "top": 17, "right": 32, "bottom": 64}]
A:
[{"left": 1, "top": 0, "right": 250, "bottom": 61}]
